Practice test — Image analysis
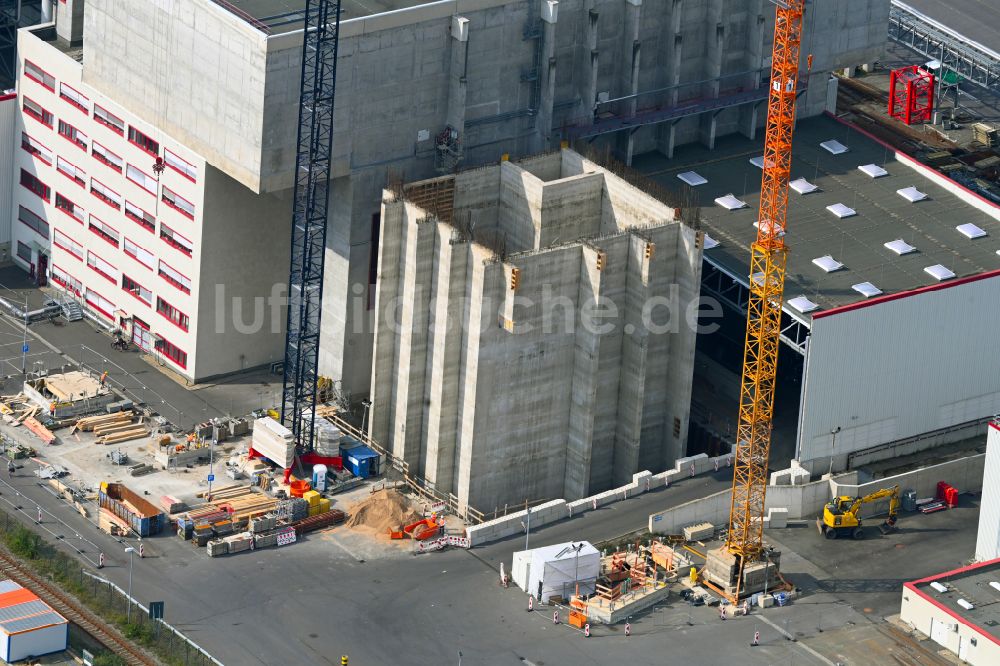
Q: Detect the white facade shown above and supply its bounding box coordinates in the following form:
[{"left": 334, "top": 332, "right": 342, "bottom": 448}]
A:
[
  {"left": 900, "top": 562, "right": 1000, "bottom": 666},
  {"left": 976, "top": 422, "right": 1000, "bottom": 562},
  {"left": 1, "top": 621, "right": 68, "bottom": 663},
  {"left": 11, "top": 26, "right": 291, "bottom": 382},
  {"left": 795, "top": 272, "right": 1000, "bottom": 468}
]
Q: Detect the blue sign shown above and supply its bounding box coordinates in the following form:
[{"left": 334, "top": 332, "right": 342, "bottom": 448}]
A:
[
  {"left": 21, "top": 343, "right": 28, "bottom": 353},
  {"left": 149, "top": 601, "right": 165, "bottom": 620},
  {"left": 207, "top": 474, "right": 215, "bottom": 482}
]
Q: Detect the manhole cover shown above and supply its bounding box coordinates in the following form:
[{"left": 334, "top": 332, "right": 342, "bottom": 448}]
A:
[
  {"left": 863, "top": 607, "right": 873, "bottom": 613},
  {"left": 895, "top": 543, "right": 906, "bottom": 549}
]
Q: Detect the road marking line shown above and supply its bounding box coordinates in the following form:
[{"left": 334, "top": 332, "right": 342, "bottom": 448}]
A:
[{"left": 758, "top": 614, "right": 836, "bottom": 666}]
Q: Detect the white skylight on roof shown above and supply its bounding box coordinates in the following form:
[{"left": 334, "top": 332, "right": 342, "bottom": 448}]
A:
[
  {"left": 821, "top": 139, "right": 848, "bottom": 155},
  {"left": 897, "top": 186, "right": 928, "bottom": 202},
  {"left": 885, "top": 239, "right": 916, "bottom": 255},
  {"left": 924, "top": 264, "right": 956, "bottom": 281},
  {"left": 788, "top": 296, "right": 818, "bottom": 313},
  {"left": 813, "top": 255, "right": 844, "bottom": 272},
  {"left": 703, "top": 234, "right": 719, "bottom": 249},
  {"left": 753, "top": 219, "right": 786, "bottom": 236},
  {"left": 852, "top": 282, "right": 882, "bottom": 298},
  {"left": 677, "top": 171, "right": 708, "bottom": 186},
  {"left": 956, "top": 223, "right": 987, "bottom": 239},
  {"left": 858, "top": 163, "right": 888, "bottom": 178},
  {"left": 715, "top": 194, "right": 748, "bottom": 210},
  {"left": 751, "top": 272, "right": 765, "bottom": 287},
  {"left": 750, "top": 156, "right": 764, "bottom": 169},
  {"left": 790, "top": 177, "right": 819, "bottom": 194},
  {"left": 826, "top": 203, "right": 857, "bottom": 218}
]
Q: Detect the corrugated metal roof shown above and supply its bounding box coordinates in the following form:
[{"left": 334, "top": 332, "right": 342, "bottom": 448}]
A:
[
  {"left": 0, "top": 611, "right": 66, "bottom": 635},
  {"left": 0, "top": 600, "right": 49, "bottom": 622},
  {"left": 0, "top": 580, "right": 21, "bottom": 594}
]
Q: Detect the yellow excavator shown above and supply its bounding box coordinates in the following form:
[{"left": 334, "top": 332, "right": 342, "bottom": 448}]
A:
[{"left": 819, "top": 485, "right": 900, "bottom": 540}]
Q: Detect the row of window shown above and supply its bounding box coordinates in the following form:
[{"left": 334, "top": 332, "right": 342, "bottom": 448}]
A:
[
  {"left": 22, "top": 105, "right": 198, "bottom": 226},
  {"left": 23, "top": 60, "right": 199, "bottom": 183},
  {"left": 50, "top": 263, "right": 188, "bottom": 369}
]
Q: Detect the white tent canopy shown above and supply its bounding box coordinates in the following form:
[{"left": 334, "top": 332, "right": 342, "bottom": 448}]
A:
[
  {"left": 677, "top": 171, "right": 708, "bottom": 186},
  {"left": 512, "top": 542, "right": 601, "bottom": 602}
]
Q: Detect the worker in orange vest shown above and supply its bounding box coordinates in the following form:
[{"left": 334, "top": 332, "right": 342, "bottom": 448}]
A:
[{"left": 100, "top": 371, "right": 108, "bottom": 387}]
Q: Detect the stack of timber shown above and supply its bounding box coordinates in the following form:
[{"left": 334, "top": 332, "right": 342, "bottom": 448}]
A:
[
  {"left": 23, "top": 417, "right": 56, "bottom": 445},
  {"left": 75, "top": 411, "right": 150, "bottom": 444},
  {"left": 250, "top": 417, "right": 295, "bottom": 468}
]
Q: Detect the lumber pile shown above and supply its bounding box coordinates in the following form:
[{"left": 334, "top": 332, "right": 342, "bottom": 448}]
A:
[
  {"left": 23, "top": 417, "right": 56, "bottom": 445},
  {"left": 76, "top": 411, "right": 150, "bottom": 444},
  {"left": 76, "top": 411, "right": 133, "bottom": 431},
  {"left": 97, "top": 427, "right": 149, "bottom": 445}
]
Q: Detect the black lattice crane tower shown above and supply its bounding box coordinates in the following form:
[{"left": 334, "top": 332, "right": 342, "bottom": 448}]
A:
[{"left": 280, "top": 0, "right": 342, "bottom": 458}]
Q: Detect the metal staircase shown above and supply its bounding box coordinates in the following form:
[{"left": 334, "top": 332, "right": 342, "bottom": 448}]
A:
[{"left": 60, "top": 299, "right": 83, "bottom": 322}]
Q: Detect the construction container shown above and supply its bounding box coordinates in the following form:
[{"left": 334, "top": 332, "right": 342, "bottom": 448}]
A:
[
  {"left": 340, "top": 443, "right": 381, "bottom": 479},
  {"left": 312, "top": 464, "right": 328, "bottom": 492},
  {"left": 303, "top": 490, "right": 322, "bottom": 507},
  {"left": 0, "top": 580, "right": 68, "bottom": 662},
  {"left": 98, "top": 482, "right": 167, "bottom": 537},
  {"left": 902, "top": 489, "right": 917, "bottom": 512}
]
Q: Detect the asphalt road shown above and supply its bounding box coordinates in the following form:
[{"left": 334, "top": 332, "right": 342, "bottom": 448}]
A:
[
  {"left": 0, "top": 458, "right": 840, "bottom": 666},
  {"left": 901, "top": 0, "right": 1000, "bottom": 55},
  {"left": 0, "top": 266, "right": 282, "bottom": 429}
]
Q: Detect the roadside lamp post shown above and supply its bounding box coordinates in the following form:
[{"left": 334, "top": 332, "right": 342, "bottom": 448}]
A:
[{"left": 124, "top": 546, "right": 136, "bottom": 623}]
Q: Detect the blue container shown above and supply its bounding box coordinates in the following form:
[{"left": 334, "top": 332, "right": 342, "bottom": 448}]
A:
[{"left": 340, "top": 444, "right": 381, "bottom": 479}]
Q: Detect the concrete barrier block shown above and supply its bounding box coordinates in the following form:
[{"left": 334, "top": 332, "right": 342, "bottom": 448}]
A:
[
  {"left": 632, "top": 470, "right": 653, "bottom": 484},
  {"left": 766, "top": 507, "right": 788, "bottom": 529},
  {"left": 770, "top": 469, "right": 792, "bottom": 486}
]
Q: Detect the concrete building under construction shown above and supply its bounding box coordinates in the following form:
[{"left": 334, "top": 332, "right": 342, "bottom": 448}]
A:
[
  {"left": 369, "top": 149, "right": 702, "bottom": 512},
  {"left": 3, "top": 0, "right": 891, "bottom": 391}
]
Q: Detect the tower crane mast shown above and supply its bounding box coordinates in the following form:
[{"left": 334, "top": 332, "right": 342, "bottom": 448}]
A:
[
  {"left": 281, "top": 0, "right": 342, "bottom": 457},
  {"left": 722, "top": 0, "right": 807, "bottom": 601}
]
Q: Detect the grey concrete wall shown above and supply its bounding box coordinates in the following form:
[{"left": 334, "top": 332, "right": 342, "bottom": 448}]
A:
[
  {"left": 76, "top": 0, "right": 890, "bottom": 397},
  {"left": 195, "top": 166, "right": 292, "bottom": 380},
  {"left": 82, "top": 0, "right": 268, "bottom": 192},
  {"left": 371, "top": 151, "right": 701, "bottom": 511}
]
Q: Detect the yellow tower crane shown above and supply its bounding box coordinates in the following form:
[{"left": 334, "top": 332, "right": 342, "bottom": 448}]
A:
[{"left": 704, "top": 0, "right": 809, "bottom": 602}]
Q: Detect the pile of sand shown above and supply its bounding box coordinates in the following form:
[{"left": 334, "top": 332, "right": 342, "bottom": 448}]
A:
[{"left": 346, "top": 489, "right": 421, "bottom": 532}]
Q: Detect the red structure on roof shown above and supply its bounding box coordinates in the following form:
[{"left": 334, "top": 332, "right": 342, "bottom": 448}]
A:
[{"left": 889, "top": 65, "right": 935, "bottom": 125}]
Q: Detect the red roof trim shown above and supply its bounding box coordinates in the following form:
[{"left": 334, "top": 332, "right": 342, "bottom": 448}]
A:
[
  {"left": 991, "top": 421, "right": 1000, "bottom": 433},
  {"left": 0, "top": 92, "right": 17, "bottom": 103},
  {"left": 904, "top": 556, "right": 1000, "bottom": 648},
  {"left": 813, "top": 268, "right": 1000, "bottom": 319}
]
